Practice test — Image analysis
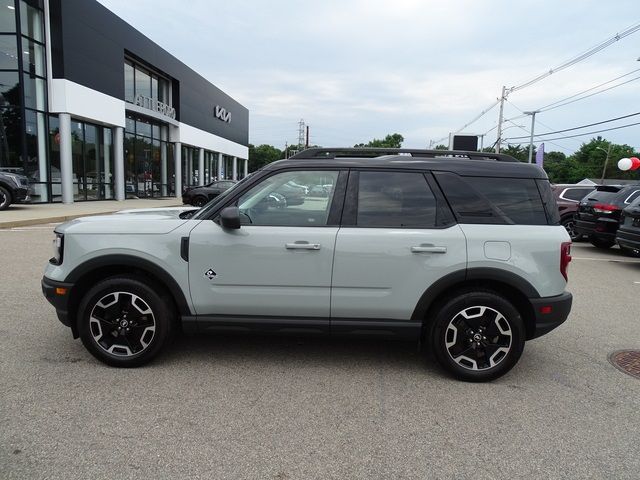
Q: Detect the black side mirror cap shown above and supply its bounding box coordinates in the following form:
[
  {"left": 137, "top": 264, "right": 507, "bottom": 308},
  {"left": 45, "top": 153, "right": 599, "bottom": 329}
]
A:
[{"left": 220, "top": 206, "right": 241, "bottom": 229}]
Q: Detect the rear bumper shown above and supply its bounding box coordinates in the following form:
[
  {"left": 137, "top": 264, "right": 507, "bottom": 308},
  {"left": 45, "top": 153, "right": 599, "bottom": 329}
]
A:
[
  {"left": 529, "top": 292, "right": 572, "bottom": 339},
  {"left": 574, "top": 217, "right": 618, "bottom": 240},
  {"left": 616, "top": 227, "right": 640, "bottom": 250}
]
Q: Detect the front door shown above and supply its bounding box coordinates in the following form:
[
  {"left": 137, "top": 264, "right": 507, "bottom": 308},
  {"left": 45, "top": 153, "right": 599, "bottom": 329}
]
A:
[
  {"left": 188, "top": 169, "right": 344, "bottom": 320},
  {"left": 331, "top": 170, "right": 467, "bottom": 322}
]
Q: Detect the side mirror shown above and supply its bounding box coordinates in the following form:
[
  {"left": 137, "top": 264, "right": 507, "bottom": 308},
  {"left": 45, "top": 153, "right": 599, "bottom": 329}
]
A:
[{"left": 220, "top": 206, "right": 241, "bottom": 230}]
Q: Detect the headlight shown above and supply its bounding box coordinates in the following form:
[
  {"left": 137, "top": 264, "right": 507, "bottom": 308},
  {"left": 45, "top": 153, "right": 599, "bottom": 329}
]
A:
[
  {"left": 50, "top": 233, "right": 64, "bottom": 265},
  {"left": 5, "top": 173, "right": 23, "bottom": 187}
]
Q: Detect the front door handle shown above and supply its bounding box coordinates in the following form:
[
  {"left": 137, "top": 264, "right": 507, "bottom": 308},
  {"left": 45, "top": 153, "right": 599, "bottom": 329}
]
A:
[
  {"left": 411, "top": 245, "right": 447, "bottom": 254},
  {"left": 285, "top": 242, "right": 321, "bottom": 250}
]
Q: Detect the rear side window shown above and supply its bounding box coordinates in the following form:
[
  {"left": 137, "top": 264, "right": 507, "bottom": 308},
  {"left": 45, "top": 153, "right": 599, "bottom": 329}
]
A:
[
  {"left": 624, "top": 190, "right": 640, "bottom": 204},
  {"left": 562, "top": 187, "right": 593, "bottom": 202},
  {"left": 465, "top": 177, "right": 548, "bottom": 225},
  {"left": 356, "top": 171, "right": 436, "bottom": 227}
]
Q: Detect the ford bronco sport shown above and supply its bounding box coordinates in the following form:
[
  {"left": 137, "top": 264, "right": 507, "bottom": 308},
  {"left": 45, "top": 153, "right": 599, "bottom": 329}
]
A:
[{"left": 42, "top": 148, "right": 572, "bottom": 381}]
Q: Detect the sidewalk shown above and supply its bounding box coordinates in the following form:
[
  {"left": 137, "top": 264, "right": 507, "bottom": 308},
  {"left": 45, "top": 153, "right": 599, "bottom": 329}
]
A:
[{"left": 0, "top": 198, "right": 182, "bottom": 229}]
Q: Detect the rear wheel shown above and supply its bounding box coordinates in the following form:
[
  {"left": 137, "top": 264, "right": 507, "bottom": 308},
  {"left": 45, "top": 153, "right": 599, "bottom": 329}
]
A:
[
  {"left": 590, "top": 236, "right": 615, "bottom": 249},
  {"left": 430, "top": 290, "right": 525, "bottom": 382},
  {"left": 0, "top": 186, "right": 12, "bottom": 210},
  {"left": 561, "top": 216, "right": 582, "bottom": 241},
  {"left": 77, "top": 276, "right": 176, "bottom": 367}
]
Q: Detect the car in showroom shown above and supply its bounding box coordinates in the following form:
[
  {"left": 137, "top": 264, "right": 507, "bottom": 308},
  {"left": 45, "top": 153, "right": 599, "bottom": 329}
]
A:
[
  {"left": 0, "top": 170, "right": 30, "bottom": 210},
  {"left": 551, "top": 184, "right": 596, "bottom": 241},
  {"left": 42, "top": 148, "right": 572, "bottom": 382},
  {"left": 574, "top": 184, "right": 640, "bottom": 249},
  {"left": 616, "top": 196, "right": 640, "bottom": 256},
  {"left": 182, "top": 180, "right": 237, "bottom": 207}
]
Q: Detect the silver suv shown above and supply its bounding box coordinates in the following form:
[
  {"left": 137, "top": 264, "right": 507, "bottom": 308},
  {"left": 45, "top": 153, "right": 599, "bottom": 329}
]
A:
[{"left": 42, "top": 148, "right": 573, "bottom": 381}]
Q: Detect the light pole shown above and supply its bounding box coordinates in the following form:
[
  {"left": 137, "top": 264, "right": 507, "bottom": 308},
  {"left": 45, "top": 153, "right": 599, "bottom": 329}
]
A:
[
  {"left": 524, "top": 110, "right": 539, "bottom": 163},
  {"left": 595, "top": 145, "right": 612, "bottom": 184}
]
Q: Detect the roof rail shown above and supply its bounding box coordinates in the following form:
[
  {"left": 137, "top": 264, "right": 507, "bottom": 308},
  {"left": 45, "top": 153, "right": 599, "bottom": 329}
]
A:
[{"left": 288, "top": 147, "right": 518, "bottom": 162}]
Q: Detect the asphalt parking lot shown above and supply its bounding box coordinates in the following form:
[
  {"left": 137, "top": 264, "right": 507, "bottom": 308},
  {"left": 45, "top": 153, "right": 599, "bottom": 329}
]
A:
[{"left": 1, "top": 225, "right": 640, "bottom": 479}]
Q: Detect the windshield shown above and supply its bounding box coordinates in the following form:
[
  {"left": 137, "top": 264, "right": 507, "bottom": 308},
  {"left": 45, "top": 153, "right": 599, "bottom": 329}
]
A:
[{"left": 191, "top": 173, "right": 254, "bottom": 220}]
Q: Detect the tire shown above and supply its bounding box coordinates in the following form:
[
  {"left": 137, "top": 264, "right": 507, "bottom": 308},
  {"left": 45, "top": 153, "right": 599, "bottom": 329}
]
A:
[
  {"left": 429, "top": 290, "right": 525, "bottom": 382},
  {"left": 589, "top": 236, "right": 615, "bottom": 249},
  {"left": 77, "top": 275, "right": 176, "bottom": 367},
  {"left": 561, "top": 216, "right": 582, "bottom": 242},
  {"left": 192, "top": 196, "right": 208, "bottom": 207},
  {"left": 0, "top": 186, "right": 12, "bottom": 210}
]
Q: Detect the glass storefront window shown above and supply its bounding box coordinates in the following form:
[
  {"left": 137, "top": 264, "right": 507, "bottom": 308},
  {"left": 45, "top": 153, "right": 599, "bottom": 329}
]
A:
[
  {"left": 125, "top": 59, "right": 172, "bottom": 107},
  {"left": 134, "top": 65, "right": 151, "bottom": 98},
  {"left": 0, "top": 34, "right": 17, "bottom": 69},
  {"left": 23, "top": 73, "right": 46, "bottom": 110},
  {"left": 0, "top": 71, "right": 19, "bottom": 104},
  {"left": 0, "top": 105, "right": 21, "bottom": 169},
  {"left": 22, "top": 37, "right": 44, "bottom": 76},
  {"left": 0, "top": 0, "right": 16, "bottom": 32},
  {"left": 19, "top": 0, "right": 42, "bottom": 42},
  {"left": 124, "top": 61, "right": 134, "bottom": 103}
]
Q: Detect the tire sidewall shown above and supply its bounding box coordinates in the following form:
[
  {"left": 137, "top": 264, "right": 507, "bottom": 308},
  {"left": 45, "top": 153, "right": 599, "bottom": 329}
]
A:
[
  {"left": 78, "top": 277, "right": 173, "bottom": 367},
  {"left": 431, "top": 291, "right": 525, "bottom": 382},
  {"left": 0, "top": 186, "right": 11, "bottom": 210}
]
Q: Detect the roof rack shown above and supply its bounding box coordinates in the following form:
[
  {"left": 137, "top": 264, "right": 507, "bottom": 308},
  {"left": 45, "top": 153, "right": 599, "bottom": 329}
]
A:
[{"left": 289, "top": 147, "right": 518, "bottom": 162}]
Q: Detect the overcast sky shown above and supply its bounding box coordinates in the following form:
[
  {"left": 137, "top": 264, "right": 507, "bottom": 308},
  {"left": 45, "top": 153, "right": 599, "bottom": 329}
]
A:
[{"left": 97, "top": 0, "right": 640, "bottom": 154}]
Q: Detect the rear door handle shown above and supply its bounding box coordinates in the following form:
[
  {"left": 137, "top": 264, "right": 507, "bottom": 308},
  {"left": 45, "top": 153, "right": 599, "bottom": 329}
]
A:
[
  {"left": 411, "top": 245, "right": 447, "bottom": 254},
  {"left": 285, "top": 242, "right": 321, "bottom": 250}
]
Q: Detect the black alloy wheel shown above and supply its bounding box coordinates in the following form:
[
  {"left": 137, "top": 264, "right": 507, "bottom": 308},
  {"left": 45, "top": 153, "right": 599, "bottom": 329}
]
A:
[
  {"left": 0, "top": 186, "right": 11, "bottom": 210},
  {"left": 192, "top": 196, "right": 208, "bottom": 207},
  {"left": 561, "top": 217, "right": 581, "bottom": 241},
  {"left": 430, "top": 290, "right": 525, "bottom": 382},
  {"left": 78, "top": 276, "right": 175, "bottom": 367}
]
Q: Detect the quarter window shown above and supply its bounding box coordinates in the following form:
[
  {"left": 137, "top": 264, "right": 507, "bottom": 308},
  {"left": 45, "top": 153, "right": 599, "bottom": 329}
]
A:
[
  {"left": 356, "top": 171, "right": 437, "bottom": 227},
  {"left": 236, "top": 171, "right": 339, "bottom": 226}
]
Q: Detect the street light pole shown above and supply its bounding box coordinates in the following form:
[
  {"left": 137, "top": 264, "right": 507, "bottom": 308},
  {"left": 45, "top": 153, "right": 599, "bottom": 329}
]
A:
[
  {"left": 496, "top": 86, "right": 507, "bottom": 153},
  {"left": 524, "top": 110, "right": 539, "bottom": 163},
  {"left": 596, "top": 145, "right": 612, "bottom": 184}
]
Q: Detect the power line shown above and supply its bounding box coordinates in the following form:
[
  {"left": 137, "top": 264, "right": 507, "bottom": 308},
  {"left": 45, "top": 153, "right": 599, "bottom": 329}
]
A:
[
  {"left": 508, "top": 22, "right": 640, "bottom": 93},
  {"left": 505, "top": 119, "right": 640, "bottom": 142},
  {"left": 505, "top": 111, "right": 640, "bottom": 140},
  {"left": 503, "top": 119, "right": 573, "bottom": 151}
]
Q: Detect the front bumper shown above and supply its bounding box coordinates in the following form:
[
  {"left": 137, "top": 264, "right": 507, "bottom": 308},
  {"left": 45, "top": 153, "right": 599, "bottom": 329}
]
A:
[
  {"left": 529, "top": 292, "right": 573, "bottom": 339},
  {"left": 41, "top": 276, "right": 75, "bottom": 331},
  {"left": 13, "top": 186, "right": 30, "bottom": 203}
]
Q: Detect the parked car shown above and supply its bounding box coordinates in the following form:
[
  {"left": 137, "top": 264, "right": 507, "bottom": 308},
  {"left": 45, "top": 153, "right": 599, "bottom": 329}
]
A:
[
  {"left": 0, "top": 171, "right": 30, "bottom": 210},
  {"left": 616, "top": 196, "right": 640, "bottom": 256},
  {"left": 182, "top": 180, "right": 237, "bottom": 207},
  {"left": 574, "top": 184, "right": 640, "bottom": 249},
  {"left": 41, "top": 147, "right": 572, "bottom": 382},
  {"left": 551, "top": 184, "right": 596, "bottom": 241}
]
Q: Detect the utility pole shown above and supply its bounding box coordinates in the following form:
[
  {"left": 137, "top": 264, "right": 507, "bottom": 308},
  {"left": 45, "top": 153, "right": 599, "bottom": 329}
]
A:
[
  {"left": 597, "top": 144, "right": 612, "bottom": 184},
  {"left": 479, "top": 134, "right": 485, "bottom": 151},
  {"left": 525, "top": 110, "right": 539, "bottom": 163},
  {"left": 305, "top": 125, "right": 309, "bottom": 149},
  {"left": 298, "top": 119, "right": 305, "bottom": 150},
  {"left": 284, "top": 141, "right": 288, "bottom": 159},
  {"left": 496, "top": 85, "right": 507, "bottom": 153}
]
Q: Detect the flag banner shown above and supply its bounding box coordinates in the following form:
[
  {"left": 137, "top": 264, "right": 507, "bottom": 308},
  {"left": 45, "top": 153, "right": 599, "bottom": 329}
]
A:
[{"left": 536, "top": 143, "right": 544, "bottom": 168}]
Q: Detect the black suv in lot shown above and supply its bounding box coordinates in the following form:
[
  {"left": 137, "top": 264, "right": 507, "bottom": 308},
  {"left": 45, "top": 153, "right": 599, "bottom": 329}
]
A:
[
  {"left": 182, "top": 180, "right": 238, "bottom": 207},
  {"left": 0, "top": 171, "right": 30, "bottom": 210},
  {"left": 574, "top": 184, "right": 640, "bottom": 249},
  {"left": 616, "top": 196, "right": 640, "bottom": 255}
]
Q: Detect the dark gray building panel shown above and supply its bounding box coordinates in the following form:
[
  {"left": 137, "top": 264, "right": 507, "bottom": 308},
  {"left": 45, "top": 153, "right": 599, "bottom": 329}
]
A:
[{"left": 49, "top": 0, "right": 248, "bottom": 146}]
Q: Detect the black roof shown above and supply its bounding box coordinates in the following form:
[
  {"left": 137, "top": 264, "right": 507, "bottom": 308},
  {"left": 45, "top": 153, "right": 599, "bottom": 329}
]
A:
[{"left": 266, "top": 148, "right": 548, "bottom": 179}]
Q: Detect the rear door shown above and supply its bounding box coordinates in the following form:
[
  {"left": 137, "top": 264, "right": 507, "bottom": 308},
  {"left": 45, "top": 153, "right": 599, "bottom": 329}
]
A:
[{"left": 331, "top": 170, "right": 467, "bottom": 326}]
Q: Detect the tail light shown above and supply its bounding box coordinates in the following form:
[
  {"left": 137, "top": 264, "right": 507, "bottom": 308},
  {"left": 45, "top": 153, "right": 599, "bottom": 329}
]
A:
[
  {"left": 560, "top": 242, "right": 571, "bottom": 281},
  {"left": 593, "top": 203, "right": 619, "bottom": 214}
]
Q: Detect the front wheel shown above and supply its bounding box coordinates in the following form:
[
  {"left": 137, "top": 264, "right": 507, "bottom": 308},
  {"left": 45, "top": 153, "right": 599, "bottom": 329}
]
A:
[
  {"left": 0, "top": 186, "right": 12, "bottom": 210},
  {"left": 192, "top": 196, "right": 208, "bottom": 207},
  {"left": 430, "top": 290, "right": 525, "bottom": 382},
  {"left": 77, "top": 276, "right": 175, "bottom": 367}
]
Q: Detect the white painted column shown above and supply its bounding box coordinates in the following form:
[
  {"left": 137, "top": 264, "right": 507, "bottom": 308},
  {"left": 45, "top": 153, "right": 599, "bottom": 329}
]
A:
[
  {"left": 58, "top": 113, "right": 73, "bottom": 204},
  {"left": 113, "top": 126, "right": 125, "bottom": 201},
  {"left": 103, "top": 127, "right": 111, "bottom": 199},
  {"left": 243, "top": 158, "right": 248, "bottom": 178},
  {"left": 160, "top": 129, "right": 168, "bottom": 196},
  {"left": 198, "top": 148, "right": 205, "bottom": 186},
  {"left": 174, "top": 142, "right": 182, "bottom": 198},
  {"left": 232, "top": 156, "right": 238, "bottom": 181},
  {"left": 217, "top": 152, "right": 223, "bottom": 180}
]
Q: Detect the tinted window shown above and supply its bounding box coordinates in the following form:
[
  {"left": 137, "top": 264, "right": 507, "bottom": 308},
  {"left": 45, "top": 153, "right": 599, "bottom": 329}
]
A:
[
  {"left": 434, "top": 172, "right": 503, "bottom": 224},
  {"left": 562, "top": 187, "right": 593, "bottom": 202},
  {"left": 625, "top": 190, "right": 640, "bottom": 204},
  {"left": 465, "top": 177, "right": 548, "bottom": 225},
  {"left": 536, "top": 179, "right": 560, "bottom": 224},
  {"left": 356, "top": 172, "right": 436, "bottom": 227},
  {"left": 237, "top": 171, "right": 338, "bottom": 226}
]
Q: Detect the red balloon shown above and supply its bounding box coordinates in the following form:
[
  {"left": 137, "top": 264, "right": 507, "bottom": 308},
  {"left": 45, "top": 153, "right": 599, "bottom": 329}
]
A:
[{"left": 631, "top": 157, "right": 640, "bottom": 171}]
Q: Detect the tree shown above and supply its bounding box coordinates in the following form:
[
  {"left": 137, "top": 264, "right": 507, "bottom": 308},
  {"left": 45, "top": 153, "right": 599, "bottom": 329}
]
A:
[
  {"left": 434, "top": 144, "right": 448, "bottom": 150},
  {"left": 354, "top": 133, "right": 404, "bottom": 148},
  {"left": 248, "top": 144, "right": 283, "bottom": 171}
]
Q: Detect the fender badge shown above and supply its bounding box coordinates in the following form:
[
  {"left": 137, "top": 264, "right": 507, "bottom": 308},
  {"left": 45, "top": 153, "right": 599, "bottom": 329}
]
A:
[{"left": 204, "top": 268, "right": 217, "bottom": 280}]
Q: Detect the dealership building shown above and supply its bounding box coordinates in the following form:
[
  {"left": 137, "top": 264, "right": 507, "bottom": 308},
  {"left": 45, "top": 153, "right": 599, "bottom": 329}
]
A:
[{"left": 0, "top": 0, "right": 249, "bottom": 203}]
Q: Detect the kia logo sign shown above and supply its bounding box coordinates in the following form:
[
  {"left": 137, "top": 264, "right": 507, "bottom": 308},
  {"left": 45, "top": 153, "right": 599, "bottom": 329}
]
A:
[{"left": 214, "top": 105, "right": 231, "bottom": 124}]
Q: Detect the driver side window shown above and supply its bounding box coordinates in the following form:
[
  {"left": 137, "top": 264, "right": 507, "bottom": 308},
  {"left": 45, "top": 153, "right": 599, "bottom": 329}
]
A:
[{"left": 236, "top": 170, "right": 339, "bottom": 226}]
